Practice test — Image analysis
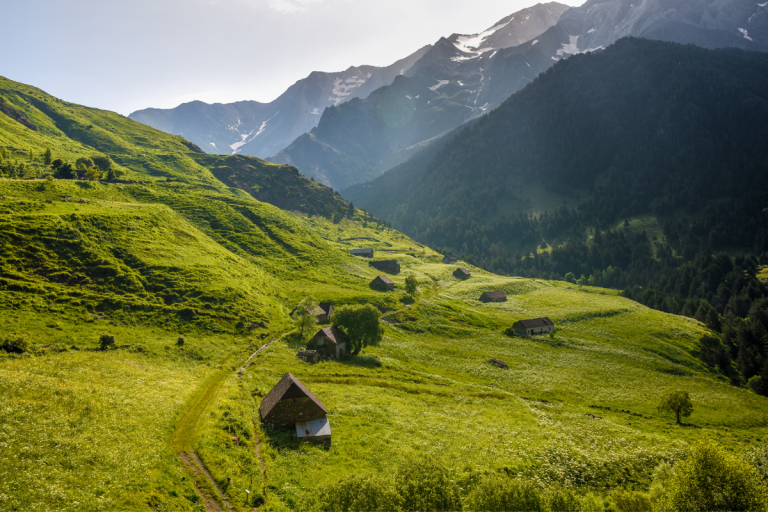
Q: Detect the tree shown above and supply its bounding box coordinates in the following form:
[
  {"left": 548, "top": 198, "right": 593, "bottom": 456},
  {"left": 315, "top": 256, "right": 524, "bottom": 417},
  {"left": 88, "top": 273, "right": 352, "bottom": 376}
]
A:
[
  {"left": 1, "top": 333, "right": 30, "bottom": 354},
  {"left": 331, "top": 304, "right": 383, "bottom": 355},
  {"left": 658, "top": 440, "right": 766, "bottom": 512},
  {"left": 404, "top": 275, "right": 418, "bottom": 297},
  {"left": 53, "top": 162, "right": 77, "bottom": 180},
  {"left": 43, "top": 148, "right": 52, "bottom": 166},
  {"left": 76, "top": 157, "right": 95, "bottom": 169},
  {"left": 294, "top": 311, "right": 318, "bottom": 340},
  {"left": 91, "top": 155, "right": 113, "bottom": 173},
  {"left": 85, "top": 167, "right": 101, "bottom": 181},
  {"left": 105, "top": 167, "right": 118, "bottom": 181},
  {"left": 657, "top": 388, "right": 693, "bottom": 424},
  {"left": 565, "top": 272, "right": 576, "bottom": 283},
  {"left": 100, "top": 334, "right": 116, "bottom": 350},
  {"left": 51, "top": 158, "right": 63, "bottom": 170}
]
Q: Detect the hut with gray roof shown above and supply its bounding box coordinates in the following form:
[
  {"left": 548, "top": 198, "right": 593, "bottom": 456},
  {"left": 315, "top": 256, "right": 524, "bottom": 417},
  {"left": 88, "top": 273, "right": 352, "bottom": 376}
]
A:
[
  {"left": 260, "top": 373, "right": 329, "bottom": 428},
  {"left": 371, "top": 275, "right": 395, "bottom": 291},
  {"left": 479, "top": 291, "right": 507, "bottom": 303},
  {"left": 513, "top": 317, "right": 555, "bottom": 336},
  {"left": 453, "top": 267, "right": 471, "bottom": 279},
  {"left": 369, "top": 259, "right": 401, "bottom": 274}
]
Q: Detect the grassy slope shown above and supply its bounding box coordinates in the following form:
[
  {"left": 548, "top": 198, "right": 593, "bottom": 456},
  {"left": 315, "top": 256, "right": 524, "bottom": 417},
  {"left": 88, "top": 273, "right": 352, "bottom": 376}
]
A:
[{"left": 0, "top": 75, "right": 766, "bottom": 511}]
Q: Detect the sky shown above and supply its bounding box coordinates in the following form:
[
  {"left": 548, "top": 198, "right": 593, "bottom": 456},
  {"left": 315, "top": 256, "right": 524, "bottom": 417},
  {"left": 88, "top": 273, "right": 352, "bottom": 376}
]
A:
[{"left": 0, "top": 0, "right": 581, "bottom": 116}]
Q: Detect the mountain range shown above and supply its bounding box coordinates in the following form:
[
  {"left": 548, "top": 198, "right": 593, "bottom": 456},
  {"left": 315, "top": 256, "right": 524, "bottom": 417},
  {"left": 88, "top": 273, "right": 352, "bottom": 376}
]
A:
[{"left": 130, "top": 0, "right": 768, "bottom": 192}]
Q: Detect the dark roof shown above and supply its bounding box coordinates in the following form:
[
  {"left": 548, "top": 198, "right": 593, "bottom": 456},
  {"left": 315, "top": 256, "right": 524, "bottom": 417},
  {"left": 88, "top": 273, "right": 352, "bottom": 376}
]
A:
[
  {"left": 517, "top": 317, "right": 554, "bottom": 328},
  {"left": 481, "top": 291, "right": 506, "bottom": 299},
  {"left": 260, "top": 373, "right": 328, "bottom": 419},
  {"left": 312, "top": 326, "right": 346, "bottom": 345},
  {"left": 443, "top": 255, "right": 458, "bottom": 262},
  {"left": 351, "top": 248, "right": 373, "bottom": 254},
  {"left": 373, "top": 275, "right": 394, "bottom": 285},
  {"left": 319, "top": 302, "right": 333, "bottom": 314},
  {"left": 455, "top": 267, "right": 471, "bottom": 275}
]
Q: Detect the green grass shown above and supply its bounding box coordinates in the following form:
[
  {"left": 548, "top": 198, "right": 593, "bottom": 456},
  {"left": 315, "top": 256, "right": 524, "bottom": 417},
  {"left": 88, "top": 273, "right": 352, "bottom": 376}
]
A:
[{"left": 1, "top": 74, "right": 767, "bottom": 511}]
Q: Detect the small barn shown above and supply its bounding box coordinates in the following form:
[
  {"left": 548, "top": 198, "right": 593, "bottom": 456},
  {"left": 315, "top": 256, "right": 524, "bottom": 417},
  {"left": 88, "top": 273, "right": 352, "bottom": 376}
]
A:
[
  {"left": 307, "top": 326, "right": 348, "bottom": 359},
  {"left": 443, "top": 255, "right": 458, "bottom": 263},
  {"left": 369, "top": 259, "right": 401, "bottom": 274},
  {"left": 370, "top": 275, "right": 395, "bottom": 291},
  {"left": 318, "top": 302, "right": 334, "bottom": 322},
  {"left": 351, "top": 248, "right": 374, "bottom": 258},
  {"left": 296, "top": 349, "right": 321, "bottom": 363},
  {"left": 260, "top": 373, "right": 329, "bottom": 427},
  {"left": 453, "top": 267, "right": 471, "bottom": 279},
  {"left": 296, "top": 417, "right": 332, "bottom": 445},
  {"left": 513, "top": 317, "right": 555, "bottom": 336},
  {"left": 479, "top": 291, "right": 507, "bottom": 303}
]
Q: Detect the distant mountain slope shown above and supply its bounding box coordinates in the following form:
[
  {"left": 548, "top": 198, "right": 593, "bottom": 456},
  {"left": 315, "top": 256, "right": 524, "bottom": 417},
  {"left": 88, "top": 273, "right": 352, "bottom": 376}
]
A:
[
  {"left": 344, "top": 38, "right": 768, "bottom": 266},
  {"left": 0, "top": 75, "right": 354, "bottom": 219},
  {"left": 128, "top": 46, "right": 431, "bottom": 159},
  {"left": 276, "top": 0, "right": 768, "bottom": 191},
  {"left": 270, "top": 2, "right": 570, "bottom": 189}
]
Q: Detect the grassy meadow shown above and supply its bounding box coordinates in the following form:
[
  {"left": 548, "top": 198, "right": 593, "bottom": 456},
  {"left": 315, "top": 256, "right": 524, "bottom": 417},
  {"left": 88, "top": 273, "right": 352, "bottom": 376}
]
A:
[{"left": 1, "top": 73, "right": 767, "bottom": 511}]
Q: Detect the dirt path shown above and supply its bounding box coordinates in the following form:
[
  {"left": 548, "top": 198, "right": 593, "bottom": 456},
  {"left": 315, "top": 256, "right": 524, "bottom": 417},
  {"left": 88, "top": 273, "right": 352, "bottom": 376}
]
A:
[{"left": 172, "top": 334, "right": 284, "bottom": 512}]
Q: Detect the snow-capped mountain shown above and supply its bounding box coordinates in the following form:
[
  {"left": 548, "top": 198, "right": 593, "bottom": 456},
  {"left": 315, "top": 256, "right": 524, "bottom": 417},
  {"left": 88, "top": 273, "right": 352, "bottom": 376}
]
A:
[
  {"left": 272, "top": 0, "right": 768, "bottom": 191},
  {"left": 269, "top": 2, "right": 570, "bottom": 189},
  {"left": 128, "top": 46, "right": 430, "bottom": 159}
]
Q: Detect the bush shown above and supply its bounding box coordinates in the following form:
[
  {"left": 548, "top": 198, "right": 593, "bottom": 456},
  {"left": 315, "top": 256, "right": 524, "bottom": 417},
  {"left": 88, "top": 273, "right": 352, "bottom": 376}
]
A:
[
  {"left": 659, "top": 440, "right": 766, "bottom": 511},
  {"left": 177, "top": 336, "right": 186, "bottom": 346},
  {"left": 309, "top": 473, "right": 401, "bottom": 512},
  {"left": 395, "top": 456, "right": 461, "bottom": 512},
  {"left": 0, "top": 333, "right": 30, "bottom": 354},
  {"left": 463, "top": 475, "right": 543, "bottom": 512},
  {"left": 544, "top": 486, "right": 580, "bottom": 512},
  {"left": 649, "top": 461, "right": 675, "bottom": 507},
  {"left": 744, "top": 442, "right": 768, "bottom": 482},
  {"left": 580, "top": 492, "right": 605, "bottom": 512},
  {"left": 612, "top": 490, "right": 651, "bottom": 511},
  {"left": 100, "top": 334, "right": 116, "bottom": 350}
]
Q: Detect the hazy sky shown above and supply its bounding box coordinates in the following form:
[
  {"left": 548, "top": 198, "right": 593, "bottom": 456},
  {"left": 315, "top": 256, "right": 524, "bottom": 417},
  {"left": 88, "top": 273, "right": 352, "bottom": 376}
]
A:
[{"left": 1, "top": 0, "right": 581, "bottom": 115}]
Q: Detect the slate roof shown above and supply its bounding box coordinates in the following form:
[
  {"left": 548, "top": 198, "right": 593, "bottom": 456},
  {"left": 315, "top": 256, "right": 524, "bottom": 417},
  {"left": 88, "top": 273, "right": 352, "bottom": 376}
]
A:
[
  {"left": 480, "top": 291, "right": 507, "bottom": 300},
  {"left": 374, "top": 275, "right": 394, "bottom": 285},
  {"left": 312, "top": 326, "right": 346, "bottom": 345},
  {"left": 517, "top": 317, "right": 555, "bottom": 328},
  {"left": 455, "top": 267, "right": 471, "bottom": 276},
  {"left": 318, "top": 302, "right": 333, "bottom": 315},
  {"left": 260, "top": 372, "right": 328, "bottom": 419}
]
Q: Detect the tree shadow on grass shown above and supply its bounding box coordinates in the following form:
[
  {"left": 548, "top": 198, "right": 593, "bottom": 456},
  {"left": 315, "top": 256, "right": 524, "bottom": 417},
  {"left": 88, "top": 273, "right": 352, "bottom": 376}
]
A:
[{"left": 339, "top": 355, "right": 382, "bottom": 368}]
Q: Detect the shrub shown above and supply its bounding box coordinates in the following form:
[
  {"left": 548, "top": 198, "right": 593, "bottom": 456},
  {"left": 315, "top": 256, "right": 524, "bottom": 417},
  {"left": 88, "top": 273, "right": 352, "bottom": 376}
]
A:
[
  {"left": 177, "top": 336, "right": 186, "bottom": 346},
  {"left": 395, "top": 456, "right": 461, "bottom": 512},
  {"left": 744, "top": 442, "right": 768, "bottom": 481},
  {"left": 0, "top": 333, "right": 30, "bottom": 354},
  {"left": 463, "top": 475, "right": 543, "bottom": 512},
  {"left": 612, "top": 490, "right": 651, "bottom": 512},
  {"left": 544, "top": 486, "right": 580, "bottom": 512},
  {"left": 75, "top": 157, "right": 95, "bottom": 169},
  {"left": 100, "top": 334, "right": 116, "bottom": 350},
  {"left": 580, "top": 492, "right": 605, "bottom": 512},
  {"left": 659, "top": 440, "right": 766, "bottom": 512},
  {"left": 649, "top": 461, "right": 675, "bottom": 507},
  {"left": 310, "top": 473, "right": 401, "bottom": 512}
]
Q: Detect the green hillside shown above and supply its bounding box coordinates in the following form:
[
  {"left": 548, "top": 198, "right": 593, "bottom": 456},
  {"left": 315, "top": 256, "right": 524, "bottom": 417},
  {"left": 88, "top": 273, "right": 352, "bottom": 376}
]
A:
[{"left": 0, "top": 74, "right": 767, "bottom": 511}]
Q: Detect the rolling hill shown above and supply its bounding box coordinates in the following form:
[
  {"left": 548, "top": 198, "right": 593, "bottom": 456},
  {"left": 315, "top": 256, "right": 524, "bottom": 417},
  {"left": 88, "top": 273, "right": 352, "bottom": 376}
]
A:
[{"left": 1, "top": 72, "right": 767, "bottom": 512}]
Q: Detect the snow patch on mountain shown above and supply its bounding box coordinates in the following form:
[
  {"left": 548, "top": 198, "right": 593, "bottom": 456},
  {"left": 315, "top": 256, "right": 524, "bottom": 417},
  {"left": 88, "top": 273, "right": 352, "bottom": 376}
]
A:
[
  {"left": 759, "top": 2, "right": 767, "bottom": 7},
  {"left": 329, "top": 74, "right": 371, "bottom": 105},
  {"left": 738, "top": 28, "right": 753, "bottom": 40},
  {"left": 429, "top": 80, "right": 450, "bottom": 91},
  {"left": 557, "top": 35, "right": 580, "bottom": 57},
  {"left": 532, "top": 39, "right": 539, "bottom": 45},
  {"left": 453, "top": 20, "right": 510, "bottom": 55},
  {"left": 230, "top": 111, "right": 280, "bottom": 154},
  {"left": 587, "top": 28, "right": 596, "bottom": 33}
]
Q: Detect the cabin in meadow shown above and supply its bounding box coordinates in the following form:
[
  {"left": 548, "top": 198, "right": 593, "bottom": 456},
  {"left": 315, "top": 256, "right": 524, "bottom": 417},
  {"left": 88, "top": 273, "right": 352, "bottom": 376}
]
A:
[
  {"left": 443, "top": 255, "right": 458, "bottom": 263},
  {"left": 369, "top": 259, "right": 401, "bottom": 274},
  {"left": 479, "top": 291, "right": 507, "bottom": 303},
  {"left": 291, "top": 302, "right": 334, "bottom": 323},
  {"left": 513, "top": 317, "right": 555, "bottom": 336},
  {"left": 351, "top": 248, "right": 374, "bottom": 258},
  {"left": 307, "top": 326, "right": 348, "bottom": 359},
  {"left": 371, "top": 275, "right": 395, "bottom": 291},
  {"left": 260, "top": 373, "right": 329, "bottom": 428},
  {"left": 454, "top": 267, "right": 471, "bottom": 279}
]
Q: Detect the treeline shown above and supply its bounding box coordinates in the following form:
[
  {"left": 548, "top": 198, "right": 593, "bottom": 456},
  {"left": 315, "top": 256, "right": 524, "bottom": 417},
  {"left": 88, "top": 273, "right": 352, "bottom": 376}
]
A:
[
  {"left": 307, "top": 441, "right": 768, "bottom": 512},
  {"left": 0, "top": 146, "right": 118, "bottom": 180}
]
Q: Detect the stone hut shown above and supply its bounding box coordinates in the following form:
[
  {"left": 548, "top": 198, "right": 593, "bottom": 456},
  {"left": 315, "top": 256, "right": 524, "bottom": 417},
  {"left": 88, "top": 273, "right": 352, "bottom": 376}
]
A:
[
  {"left": 479, "top": 291, "right": 507, "bottom": 303},
  {"left": 260, "top": 373, "right": 328, "bottom": 427},
  {"left": 513, "top": 317, "right": 555, "bottom": 336},
  {"left": 453, "top": 267, "right": 471, "bottom": 279},
  {"left": 296, "top": 349, "right": 321, "bottom": 363},
  {"left": 351, "top": 248, "right": 374, "bottom": 258},
  {"left": 369, "top": 259, "right": 401, "bottom": 274},
  {"left": 443, "top": 255, "right": 458, "bottom": 263},
  {"left": 318, "top": 302, "right": 334, "bottom": 322},
  {"left": 370, "top": 275, "right": 395, "bottom": 291},
  {"left": 307, "top": 326, "right": 348, "bottom": 359}
]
